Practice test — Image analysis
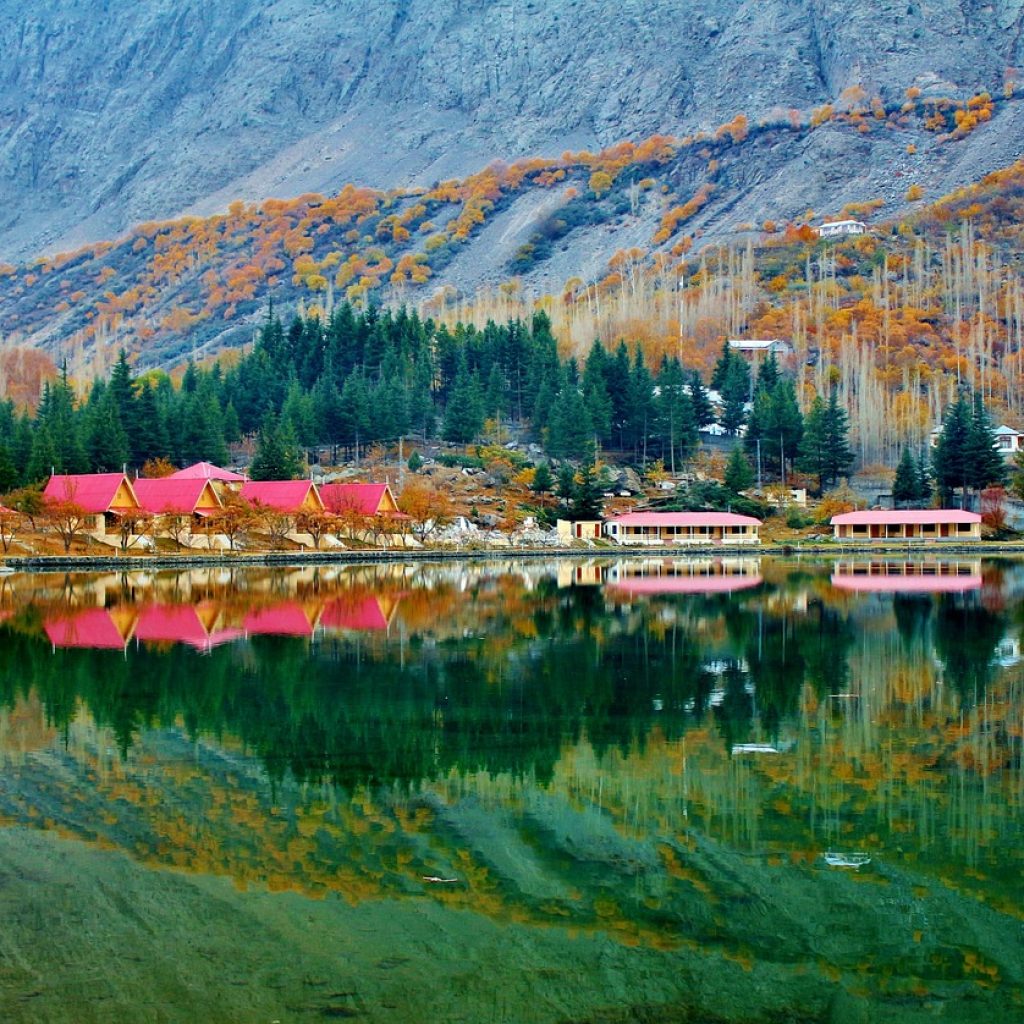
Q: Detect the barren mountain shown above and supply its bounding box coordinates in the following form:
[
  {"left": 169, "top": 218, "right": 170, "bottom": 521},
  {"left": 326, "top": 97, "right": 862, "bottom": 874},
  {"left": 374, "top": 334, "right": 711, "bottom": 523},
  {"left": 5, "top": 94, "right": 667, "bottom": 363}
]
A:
[{"left": 4, "top": 0, "right": 1024, "bottom": 261}]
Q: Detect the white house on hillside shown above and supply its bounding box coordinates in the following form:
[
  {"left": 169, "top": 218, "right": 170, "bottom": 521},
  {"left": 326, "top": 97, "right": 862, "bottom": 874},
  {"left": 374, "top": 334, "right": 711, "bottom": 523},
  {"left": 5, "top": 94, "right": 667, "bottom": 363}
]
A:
[{"left": 817, "top": 220, "right": 867, "bottom": 238}]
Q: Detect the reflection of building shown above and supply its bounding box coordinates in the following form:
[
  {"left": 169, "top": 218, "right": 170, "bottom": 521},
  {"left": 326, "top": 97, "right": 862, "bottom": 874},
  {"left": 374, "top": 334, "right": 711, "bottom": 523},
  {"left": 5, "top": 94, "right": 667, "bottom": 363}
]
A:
[
  {"left": 993, "top": 636, "right": 1021, "bottom": 668},
  {"left": 604, "top": 512, "right": 761, "bottom": 546},
  {"left": 556, "top": 561, "right": 604, "bottom": 587},
  {"left": 831, "top": 510, "right": 981, "bottom": 541},
  {"left": 831, "top": 560, "right": 983, "bottom": 593},
  {"left": 606, "top": 557, "right": 762, "bottom": 594}
]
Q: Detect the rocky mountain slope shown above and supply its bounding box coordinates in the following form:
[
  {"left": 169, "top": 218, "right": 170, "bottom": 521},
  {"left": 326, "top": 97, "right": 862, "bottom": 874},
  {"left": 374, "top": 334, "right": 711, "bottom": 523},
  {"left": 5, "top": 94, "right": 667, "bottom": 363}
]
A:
[{"left": 4, "top": 0, "right": 1024, "bottom": 261}]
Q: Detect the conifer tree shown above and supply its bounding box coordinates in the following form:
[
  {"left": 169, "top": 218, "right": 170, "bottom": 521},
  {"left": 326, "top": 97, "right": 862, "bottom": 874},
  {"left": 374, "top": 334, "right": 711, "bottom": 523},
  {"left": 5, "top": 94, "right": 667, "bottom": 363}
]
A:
[
  {"left": 689, "top": 371, "right": 714, "bottom": 428},
  {"left": 796, "top": 395, "right": 828, "bottom": 491},
  {"left": 442, "top": 356, "right": 484, "bottom": 444},
  {"left": 892, "top": 447, "right": 918, "bottom": 507},
  {"left": 531, "top": 462, "right": 554, "bottom": 494},
  {"left": 724, "top": 445, "right": 754, "bottom": 493},
  {"left": 822, "top": 386, "right": 855, "bottom": 486},
  {"left": 249, "top": 413, "right": 303, "bottom": 480}
]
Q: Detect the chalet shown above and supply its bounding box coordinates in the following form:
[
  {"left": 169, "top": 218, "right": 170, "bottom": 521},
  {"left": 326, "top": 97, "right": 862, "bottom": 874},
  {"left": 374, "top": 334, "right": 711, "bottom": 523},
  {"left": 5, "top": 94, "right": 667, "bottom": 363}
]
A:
[
  {"left": 319, "top": 482, "right": 400, "bottom": 517},
  {"left": 133, "top": 477, "right": 222, "bottom": 521},
  {"left": 603, "top": 511, "right": 761, "bottom": 546},
  {"left": 240, "top": 480, "right": 323, "bottom": 515},
  {"left": 817, "top": 220, "right": 867, "bottom": 238},
  {"left": 43, "top": 473, "right": 140, "bottom": 537},
  {"left": 830, "top": 509, "right": 982, "bottom": 541},
  {"left": 727, "top": 338, "right": 793, "bottom": 361},
  {"left": 169, "top": 461, "right": 247, "bottom": 483},
  {"left": 993, "top": 424, "right": 1024, "bottom": 455}
]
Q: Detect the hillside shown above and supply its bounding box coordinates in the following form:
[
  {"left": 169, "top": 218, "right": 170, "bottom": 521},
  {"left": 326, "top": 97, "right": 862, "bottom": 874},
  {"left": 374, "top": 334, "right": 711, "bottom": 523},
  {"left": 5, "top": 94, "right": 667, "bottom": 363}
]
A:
[
  {"left": 3, "top": 0, "right": 1024, "bottom": 265},
  {"left": 2, "top": 89, "right": 1024, "bottom": 376}
]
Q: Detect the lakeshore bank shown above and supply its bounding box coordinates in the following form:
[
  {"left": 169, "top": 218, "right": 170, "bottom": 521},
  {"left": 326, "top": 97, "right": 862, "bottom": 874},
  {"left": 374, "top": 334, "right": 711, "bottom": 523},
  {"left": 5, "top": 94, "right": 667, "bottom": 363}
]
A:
[{"left": 0, "top": 540, "right": 1017, "bottom": 573}]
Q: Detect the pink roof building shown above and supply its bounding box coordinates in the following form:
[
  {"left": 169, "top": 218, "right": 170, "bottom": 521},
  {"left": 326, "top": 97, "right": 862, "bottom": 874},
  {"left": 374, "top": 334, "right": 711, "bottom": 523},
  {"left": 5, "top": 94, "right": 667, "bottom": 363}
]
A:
[
  {"left": 831, "top": 510, "right": 981, "bottom": 541},
  {"left": 240, "top": 480, "right": 323, "bottom": 514},
  {"left": 133, "top": 477, "right": 223, "bottom": 516},
  {"left": 604, "top": 511, "right": 761, "bottom": 546},
  {"left": 243, "top": 603, "right": 316, "bottom": 637},
  {"left": 319, "top": 482, "right": 400, "bottom": 517},
  {"left": 44, "top": 608, "right": 132, "bottom": 650},
  {"left": 169, "top": 461, "right": 247, "bottom": 483},
  {"left": 42, "top": 473, "right": 140, "bottom": 514},
  {"left": 320, "top": 594, "right": 398, "bottom": 631}
]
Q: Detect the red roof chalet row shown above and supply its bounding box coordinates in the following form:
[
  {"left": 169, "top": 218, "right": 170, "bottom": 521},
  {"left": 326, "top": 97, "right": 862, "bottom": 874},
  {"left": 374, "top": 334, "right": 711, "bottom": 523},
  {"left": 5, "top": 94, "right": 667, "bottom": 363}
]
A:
[{"left": 41, "top": 466, "right": 400, "bottom": 517}]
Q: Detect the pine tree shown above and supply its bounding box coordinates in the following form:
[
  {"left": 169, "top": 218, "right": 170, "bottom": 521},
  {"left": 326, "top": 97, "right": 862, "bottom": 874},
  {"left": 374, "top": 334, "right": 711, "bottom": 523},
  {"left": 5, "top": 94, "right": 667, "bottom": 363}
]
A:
[
  {"left": 724, "top": 446, "right": 754, "bottom": 493},
  {"left": 932, "top": 395, "right": 972, "bottom": 505},
  {"left": 966, "top": 391, "right": 1006, "bottom": 492},
  {"left": 249, "top": 414, "right": 303, "bottom": 480},
  {"left": 532, "top": 462, "right": 554, "bottom": 494},
  {"left": 892, "top": 448, "right": 918, "bottom": 507},
  {"left": 689, "top": 371, "right": 715, "bottom": 428},
  {"left": 547, "top": 375, "right": 594, "bottom": 461},
  {"left": 796, "top": 395, "right": 828, "bottom": 491},
  {"left": 822, "top": 387, "right": 855, "bottom": 487},
  {"left": 720, "top": 358, "right": 750, "bottom": 436},
  {"left": 442, "top": 356, "right": 484, "bottom": 443},
  {"left": 568, "top": 462, "right": 604, "bottom": 521},
  {"left": 756, "top": 350, "right": 780, "bottom": 393}
]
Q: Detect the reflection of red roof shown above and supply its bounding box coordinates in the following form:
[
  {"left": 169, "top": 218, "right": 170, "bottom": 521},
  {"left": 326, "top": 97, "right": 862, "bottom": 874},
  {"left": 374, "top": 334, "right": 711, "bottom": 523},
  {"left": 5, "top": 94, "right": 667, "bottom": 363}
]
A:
[
  {"left": 133, "top": 478, "right": 221, "bottom": 515},
  {"left": 606, "top": 512, "right": 762, "bottom": 527},
  {"left": 609, "top": 574, "right": 763, "bottom": 595},
  {"left": 831, "top": 573, "right": 982, "bottom": 593},
  {"left": 43, "top": 473, "right": 137, "bottom": 514},
  {"left": 320, "top": 595, "right": 391, "bottom": 631},
  {"left": 135, "top": 605, "right": 211, "bottom": 647},
  {"left": 831, "top": 510, "right": 980, "bottom": 525},
  {"left": 320, "top": 482, "right": 392, "bottom": 515},
  {"left": 44, "top": 608, "right": 129, "bottom": 649},
  {"left": 240, "top": 480, "right": 322, "bottom": 513},
  {"left": 169, "top": 462, "right": 246, "bottom": 482},
  {"left": 243, "top": 603, "right": 314, "bottom": 637}
]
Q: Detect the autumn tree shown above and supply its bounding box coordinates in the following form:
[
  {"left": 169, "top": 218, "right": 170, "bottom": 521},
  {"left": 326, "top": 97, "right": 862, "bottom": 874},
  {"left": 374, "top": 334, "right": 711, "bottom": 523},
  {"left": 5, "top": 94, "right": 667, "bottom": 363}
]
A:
[
  {"left": 398, "top": 477, "right": 454, "bottom": 542},
  {"left": 42, "top": 497, "right": 89, "bottom": 553}
]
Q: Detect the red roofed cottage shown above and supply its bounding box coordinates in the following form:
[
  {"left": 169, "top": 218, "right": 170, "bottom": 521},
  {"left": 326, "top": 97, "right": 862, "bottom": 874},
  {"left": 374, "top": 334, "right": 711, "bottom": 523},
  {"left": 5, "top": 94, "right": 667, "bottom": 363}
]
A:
[
  {"left": 603, "top": 511, "right": 761, "bottom": 546},
  {"left": 133, "top": 477, "right": 222, "bottom": 518},
  {"left": 43, "top": 473, "right": 140, "bottom": 535},
  {"left": 240, "top": 480, "right": 323, "bottom": 514},
  {"left": 319, "top": 482, "right": 399, "bottom": 517},
  {"left": 830, "top": 509, "right": 981, "bottom": 541}
]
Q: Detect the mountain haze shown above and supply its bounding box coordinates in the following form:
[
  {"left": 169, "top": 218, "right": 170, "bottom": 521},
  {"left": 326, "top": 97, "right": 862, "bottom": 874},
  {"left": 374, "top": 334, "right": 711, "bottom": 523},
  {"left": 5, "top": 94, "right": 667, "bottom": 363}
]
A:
[{"left": 5, "top": 0, "right": 1024, "bottom": 260}]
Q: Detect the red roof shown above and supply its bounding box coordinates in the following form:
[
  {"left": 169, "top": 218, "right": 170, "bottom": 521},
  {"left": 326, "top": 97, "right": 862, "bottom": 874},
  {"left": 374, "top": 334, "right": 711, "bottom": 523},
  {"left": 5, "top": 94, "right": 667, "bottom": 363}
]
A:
[
  {"left": 240, "top": 480, "right": 322, "bottom": 513},
  {"left": 135, "top": 604, "right": 211, "bottom": 647},
  {"left": 243, "top": 603, "right": 315, "bottom": 637},
  {"left": 43, "top": 473, "right": 137, "bottom": 514},
  {"left": 608, "top": 574, "right": 763, "bottom": 595},
  {"left": 169, "top": 461, "right": 247, "bottom": 482},
  {"left": 607, "top": 512, "right": 762, "bottom": 528},
  {"left": 44, "top": 608, "right": 129, "bottom": 649},
  {"left": 133, "top": 477, "right": 221, "bottom": 515},
  {"left": 831, "top": 510, "right": 980, "bottom": 526},
  {"left": 831, "top": 573, "right": 982, "bottom": 593},
  {"left": 320, "top": 595, "right": 391, "bottom": 631},
  {"left": 319, "top": 482, "right": 392, "bottom": 515}
]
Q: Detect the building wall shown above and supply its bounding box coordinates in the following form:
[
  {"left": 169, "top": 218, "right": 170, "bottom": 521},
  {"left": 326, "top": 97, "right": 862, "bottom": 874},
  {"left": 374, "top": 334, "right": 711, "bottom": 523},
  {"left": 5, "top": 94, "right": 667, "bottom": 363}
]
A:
[{"left": 834, "top": 521, "right": 981, "bottom": 540}]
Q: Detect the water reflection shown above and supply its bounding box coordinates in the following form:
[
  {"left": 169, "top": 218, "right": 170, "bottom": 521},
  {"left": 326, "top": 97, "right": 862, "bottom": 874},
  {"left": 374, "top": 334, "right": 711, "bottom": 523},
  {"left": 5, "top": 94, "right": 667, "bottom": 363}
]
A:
[{"left": 0, "top": 558, "right": 1020, "bottom": 1021}]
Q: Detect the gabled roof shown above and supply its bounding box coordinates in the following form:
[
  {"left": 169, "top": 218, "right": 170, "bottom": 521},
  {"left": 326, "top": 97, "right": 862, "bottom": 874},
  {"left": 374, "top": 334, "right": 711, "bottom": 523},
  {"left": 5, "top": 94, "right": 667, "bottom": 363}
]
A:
[
  {"left": 44, "top": 608, "right": 131, "bottom": 649},
  {"left": 831, "top": 510, "right": 980, "bottom": 525},
  {"left": 993, "top": 424, "right": 1023, "bottom": 436},
  {"left": 320, "top": 595, "right": 392, "bottom": 631},
  {"left": 319, "top": 482, "right": 394, "bottom": 515},
  {"left": 240, "top": 480, "right": 323, "bottom": 513},
  {"left": 134, "top": 604, "right": 211, "bottom": 647},
  {"left": 42, "top": 473, "right": 138, "bottom": 514},
  {"left": 244, "top": 603, "right": 315, "bottom": 637},
  {"left": 606, "top": 512, "right": 762, "bottom": 527},
  {"left": 169, "top": 461, "right": 247, "bottom": 482},
  {"left": 133, "top": 477, "right": 223, "bottom": 515}
]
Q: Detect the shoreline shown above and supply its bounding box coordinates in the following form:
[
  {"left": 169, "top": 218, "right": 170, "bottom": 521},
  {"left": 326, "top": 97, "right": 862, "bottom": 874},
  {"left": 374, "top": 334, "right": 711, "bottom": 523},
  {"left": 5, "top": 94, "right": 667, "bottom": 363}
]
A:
[{"left": 0, "top": 540, "right": 1016, "bottom": 573}]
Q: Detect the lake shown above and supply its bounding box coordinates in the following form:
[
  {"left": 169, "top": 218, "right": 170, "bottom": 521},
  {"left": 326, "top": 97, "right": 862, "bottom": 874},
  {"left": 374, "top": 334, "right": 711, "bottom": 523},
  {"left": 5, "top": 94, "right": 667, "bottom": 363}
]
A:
[{"left": 0, "top": 556, "right": 1020, "bottom": 1023}]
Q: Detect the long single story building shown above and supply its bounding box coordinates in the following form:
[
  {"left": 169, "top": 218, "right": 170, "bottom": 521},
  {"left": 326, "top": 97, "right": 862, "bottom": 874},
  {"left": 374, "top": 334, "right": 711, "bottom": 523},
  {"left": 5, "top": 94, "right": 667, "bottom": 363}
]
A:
[
  {"left": 830, "top": 510, "right": 981, "bottom": 541},
  {"left": 604, "top": 512, "right": 761, "bottom": 546}
]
